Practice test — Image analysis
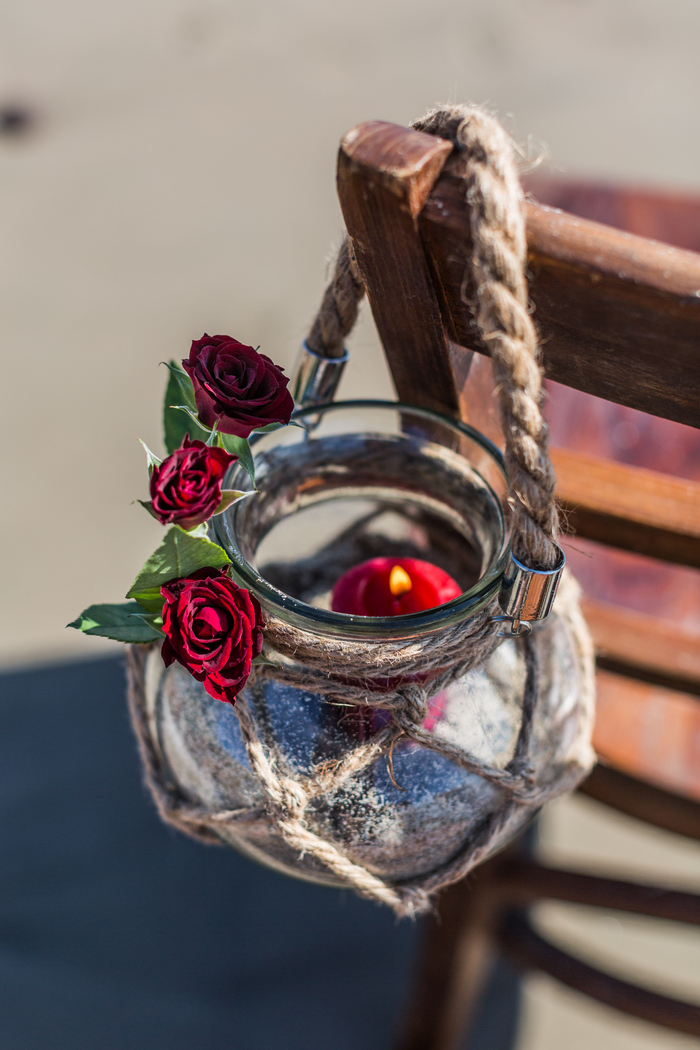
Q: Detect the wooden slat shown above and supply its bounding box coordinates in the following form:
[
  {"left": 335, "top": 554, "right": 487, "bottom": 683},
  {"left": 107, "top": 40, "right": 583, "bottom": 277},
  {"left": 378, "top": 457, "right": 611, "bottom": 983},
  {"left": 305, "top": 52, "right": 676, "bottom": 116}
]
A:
[
  {"left": 394, "top": 854, "right": 503, "bottom": 1050},
  {"left": 522, "top": 176, "right": 700, "bottom": 254},
  {"left": 493, "top": 859, "right": 700, "bottom": 924},
  {"left": 583, "top": 597, "right": 700, "bottom": 696},
  {"left": 580, "top": 764, "right": 700, "bottom": 841},
  {"left": 398, "top": 852, "right": 700, "bottom": 1050},
  {"left": 593, "top": 670, "right": 700, "bottom": 802},
  {"left": 420, "top": 147, "right": 700, "bottom": 428},
  {"left": 337, "top": 122, "right": 462, "bottom": 415},
  {"left": 500, "top": 914, "right": 700, "bottom": 1037},
  {"left": 552, "top": 446, "right": 700, "bottom": 568}
]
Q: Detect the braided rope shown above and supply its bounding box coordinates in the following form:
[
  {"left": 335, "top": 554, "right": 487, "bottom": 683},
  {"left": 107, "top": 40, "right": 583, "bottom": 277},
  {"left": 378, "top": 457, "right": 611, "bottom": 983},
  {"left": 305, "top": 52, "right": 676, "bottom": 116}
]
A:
[
  {"left": 412, "top": 106, "right": 559, "bottom": 569},
  {"left": 305, "top": 238, "right": 364, "bottom": 359},
  {"left": 307, "top": 103, "right": 559, "bottom": 569}
]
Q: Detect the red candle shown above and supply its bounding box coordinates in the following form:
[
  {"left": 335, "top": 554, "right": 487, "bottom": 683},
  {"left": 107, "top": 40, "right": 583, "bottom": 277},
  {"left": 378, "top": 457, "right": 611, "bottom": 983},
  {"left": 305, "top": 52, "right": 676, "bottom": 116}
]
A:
[
  {"left": 331, "top": 557, "right": 461, "bottom": 616},
  {"left": 330, "top": 558, "right": 460, "bottom": 744}
]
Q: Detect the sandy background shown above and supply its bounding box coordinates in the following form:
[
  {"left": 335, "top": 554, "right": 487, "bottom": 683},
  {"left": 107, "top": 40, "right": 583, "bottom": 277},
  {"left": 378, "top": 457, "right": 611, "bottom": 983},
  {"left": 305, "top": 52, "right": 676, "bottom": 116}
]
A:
[
  {"left": 1, "top": 1, "right": 699, "bottom": 1047},
  {"left": 3, "top": 0, "right": 700, "bottom": 668}
]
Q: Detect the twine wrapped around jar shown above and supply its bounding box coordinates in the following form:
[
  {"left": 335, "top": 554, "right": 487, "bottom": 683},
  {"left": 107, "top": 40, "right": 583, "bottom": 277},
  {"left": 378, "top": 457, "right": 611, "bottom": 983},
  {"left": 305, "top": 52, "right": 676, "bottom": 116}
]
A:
[{"left": 126, "top": 105, "right": 596, "bottom": 917}]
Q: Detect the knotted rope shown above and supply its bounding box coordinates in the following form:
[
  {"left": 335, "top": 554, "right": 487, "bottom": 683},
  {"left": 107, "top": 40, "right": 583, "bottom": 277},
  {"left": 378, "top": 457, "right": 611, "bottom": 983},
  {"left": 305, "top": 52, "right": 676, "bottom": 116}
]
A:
[
  {"left": 127, "top": 574, "right": 594, "bottom": 918},
  {"left": 126, "top": 105, "right": 594, "bottom": 916}
]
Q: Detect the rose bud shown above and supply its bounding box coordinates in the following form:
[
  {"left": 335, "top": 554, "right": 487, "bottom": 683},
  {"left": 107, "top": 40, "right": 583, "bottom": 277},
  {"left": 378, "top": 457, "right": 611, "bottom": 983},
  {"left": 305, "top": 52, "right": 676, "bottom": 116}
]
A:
[
  {"left": 160, "top": 568, "right": 264, "bottom": 705},
  {"left": 182, "top": 334, "right": 294, "bottom": 439},
  {"left": 149, "top": 436, "right": 236, "bottom": 531}
]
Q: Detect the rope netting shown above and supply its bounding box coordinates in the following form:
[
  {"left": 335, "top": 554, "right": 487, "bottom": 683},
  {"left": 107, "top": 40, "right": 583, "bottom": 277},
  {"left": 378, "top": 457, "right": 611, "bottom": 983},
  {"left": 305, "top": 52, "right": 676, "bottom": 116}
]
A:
[{"left": 126, "top": 106, "right": 595, "bottom": 916}]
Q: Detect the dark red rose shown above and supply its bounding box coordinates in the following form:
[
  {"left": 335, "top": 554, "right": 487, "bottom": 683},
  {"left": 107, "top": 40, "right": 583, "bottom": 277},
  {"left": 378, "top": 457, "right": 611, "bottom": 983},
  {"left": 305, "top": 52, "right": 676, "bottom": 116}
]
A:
[
  {"left": 149, "top": 435, "right": 236, "bottom": 530},
  {"left": 182, "top": 334, "right": 294, "bottom": 439},
  {"left": 160, "top": 568, "right": 264, "bottom": 704}
]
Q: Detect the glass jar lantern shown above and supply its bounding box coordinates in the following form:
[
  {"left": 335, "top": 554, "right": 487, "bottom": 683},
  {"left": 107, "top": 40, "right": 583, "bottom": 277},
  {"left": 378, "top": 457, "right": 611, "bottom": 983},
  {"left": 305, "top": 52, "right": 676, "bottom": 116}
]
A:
[{"left": 140, "top": 401, "right": 594, "bottom": 891}]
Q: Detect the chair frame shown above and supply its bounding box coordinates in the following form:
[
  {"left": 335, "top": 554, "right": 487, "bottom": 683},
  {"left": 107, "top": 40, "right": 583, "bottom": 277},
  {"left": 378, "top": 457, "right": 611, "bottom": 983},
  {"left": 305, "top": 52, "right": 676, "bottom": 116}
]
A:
[{"left": 333, "top": 119, "right": 700, "bottom": 1048}]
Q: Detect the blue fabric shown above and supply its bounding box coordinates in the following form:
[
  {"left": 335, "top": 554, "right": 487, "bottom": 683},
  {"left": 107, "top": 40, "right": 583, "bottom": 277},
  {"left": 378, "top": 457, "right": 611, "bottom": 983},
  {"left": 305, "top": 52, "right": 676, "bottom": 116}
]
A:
[{"left": 0, "top": 655, "right": 518, "bottom": 1049}]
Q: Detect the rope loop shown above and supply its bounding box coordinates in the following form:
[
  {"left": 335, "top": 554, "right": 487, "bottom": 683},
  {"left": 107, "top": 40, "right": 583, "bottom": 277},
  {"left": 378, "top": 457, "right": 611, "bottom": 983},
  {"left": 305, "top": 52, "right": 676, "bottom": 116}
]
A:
[{"left": 307, "top": 103, "right": 561, "bottom": 570}]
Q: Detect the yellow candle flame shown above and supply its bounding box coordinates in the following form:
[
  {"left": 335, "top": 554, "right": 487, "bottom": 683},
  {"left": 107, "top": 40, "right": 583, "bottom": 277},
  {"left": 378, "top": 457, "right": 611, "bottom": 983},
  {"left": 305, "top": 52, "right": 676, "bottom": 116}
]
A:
[{"left": 389, "top": 565, "right": 412, "bottom": 597}]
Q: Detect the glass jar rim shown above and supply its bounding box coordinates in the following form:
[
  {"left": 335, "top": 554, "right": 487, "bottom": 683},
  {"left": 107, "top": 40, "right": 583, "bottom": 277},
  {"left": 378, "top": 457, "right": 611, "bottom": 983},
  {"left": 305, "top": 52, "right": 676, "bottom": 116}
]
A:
[{"left": 213, "top": 400, "right": 510, "bottom": 640}]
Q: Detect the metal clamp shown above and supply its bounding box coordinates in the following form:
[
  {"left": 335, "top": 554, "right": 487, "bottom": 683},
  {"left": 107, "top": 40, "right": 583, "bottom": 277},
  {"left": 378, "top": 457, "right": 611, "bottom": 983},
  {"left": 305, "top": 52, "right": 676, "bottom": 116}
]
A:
[
  {"left": 292, "top": 341, "right": 349, "bottom": 408},
  {"left": 495, "top": 544, "right": 566, "bottom": 635},
  {"left": 490, "top": 616, "right": 533, "bottom": 638}
]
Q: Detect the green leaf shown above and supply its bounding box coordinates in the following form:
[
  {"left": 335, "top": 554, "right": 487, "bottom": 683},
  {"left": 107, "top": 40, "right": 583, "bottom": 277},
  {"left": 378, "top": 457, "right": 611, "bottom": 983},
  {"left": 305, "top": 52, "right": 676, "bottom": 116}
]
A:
[
  {"left": 129, "top": 611, "right": 165, "bottom": 636},
  {"left": 137, "top": 499, "right": 159, "bottom": 521},
  {"left": 250, "top": 420, "right": 301, "bottom": 434},
  {"left": 185, "top": 522, "right": 210, "bottom": 538},
  {"left": 251, "top": 422, "right": 285, "bottom": 434},
  {"left": 213, "top": 490, "right": 251, "bottom": 516},
  {"left": 67, "top": 603, "right": 163, "bottom": 643},
  {"left": 252, "top": 653, "right": 277, "bottom": 669},
  {"left": 219, "top": 433, "right": 255, "bottom": 484},
  {"left": 138, "top": 438, "right": 162, "bottom": 474},
  {"left": 170, "top": 403, "right": 203, "bottom": 427},
  {"left": 163, "top": 361, "right": 209, "bottom": 453},
  {"left": 163, "top": 360, "right": 196, "bottom": 411},
  {"left": 128, "top": 590, "right": 165, "bottom": 614},
  {"left": 171, "top": 404, "right": 215, "bottom": 434},
  {"left": 126, "top": 526, "right": 231, "bottom": 608}
]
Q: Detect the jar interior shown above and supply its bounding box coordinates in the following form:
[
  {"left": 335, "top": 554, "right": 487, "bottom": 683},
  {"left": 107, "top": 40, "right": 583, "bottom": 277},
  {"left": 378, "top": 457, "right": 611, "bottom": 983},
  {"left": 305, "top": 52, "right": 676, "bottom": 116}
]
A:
[{"left": 214, "top": 402, "right": 509, "bottom": 636}]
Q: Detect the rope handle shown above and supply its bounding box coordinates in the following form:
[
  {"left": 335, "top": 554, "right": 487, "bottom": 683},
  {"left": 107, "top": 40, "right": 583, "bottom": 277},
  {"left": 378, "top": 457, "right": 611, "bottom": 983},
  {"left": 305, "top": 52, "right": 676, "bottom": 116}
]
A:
[{"left": 303, "top": 105, "right": 560, "bottom": 571}]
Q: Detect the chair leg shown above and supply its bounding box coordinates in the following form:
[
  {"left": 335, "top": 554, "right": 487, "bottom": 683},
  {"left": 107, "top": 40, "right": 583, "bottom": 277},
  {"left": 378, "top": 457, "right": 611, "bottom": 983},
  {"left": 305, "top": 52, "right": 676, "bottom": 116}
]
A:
[{"left": 394, "top": 854, "right": 506, "bottom": 1050}]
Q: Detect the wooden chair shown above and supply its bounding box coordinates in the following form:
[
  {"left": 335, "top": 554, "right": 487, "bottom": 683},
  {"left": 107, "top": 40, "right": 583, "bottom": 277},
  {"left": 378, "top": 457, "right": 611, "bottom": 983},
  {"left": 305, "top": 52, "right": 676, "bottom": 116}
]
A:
[{"left": 334, "top": 120, "right": 700, "bottom": 1048}]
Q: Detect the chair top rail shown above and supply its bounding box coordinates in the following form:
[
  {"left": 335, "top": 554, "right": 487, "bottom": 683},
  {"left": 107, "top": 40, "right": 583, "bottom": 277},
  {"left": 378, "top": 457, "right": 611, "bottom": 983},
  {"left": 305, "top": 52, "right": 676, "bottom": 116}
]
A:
[{"left": 339, "top": 120, "right": 700, "bottom": 429}]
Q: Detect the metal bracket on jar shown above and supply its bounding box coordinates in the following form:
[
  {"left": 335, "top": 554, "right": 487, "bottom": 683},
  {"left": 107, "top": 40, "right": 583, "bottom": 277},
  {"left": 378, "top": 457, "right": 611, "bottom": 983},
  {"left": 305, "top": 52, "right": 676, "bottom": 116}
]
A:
[
  {"left": 493, "top": 544, "right": 566, "bottom": 637},
  {"left": 292, "top": 341, "right": 350, "bottom": 408}
]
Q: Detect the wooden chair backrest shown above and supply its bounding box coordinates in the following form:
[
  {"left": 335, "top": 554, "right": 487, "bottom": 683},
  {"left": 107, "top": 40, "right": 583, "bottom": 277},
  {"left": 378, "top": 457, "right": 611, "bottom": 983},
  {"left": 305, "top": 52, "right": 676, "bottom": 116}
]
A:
[
  {"left": 336, "top": 120, "right": 700, "bottom": 817},
  {"left": 336, "top": 121, "right": 700, "bottom": 1047}
]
